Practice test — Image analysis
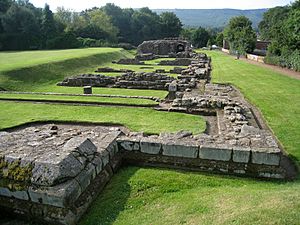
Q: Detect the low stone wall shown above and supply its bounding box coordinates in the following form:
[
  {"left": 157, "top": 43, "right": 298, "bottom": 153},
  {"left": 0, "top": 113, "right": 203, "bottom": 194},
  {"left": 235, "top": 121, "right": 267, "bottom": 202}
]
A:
[
  {"left": 58, "top": 72, "right": 176, "bottom": 91},
  {"left": 116, "top": 58, "right": 145, "bottom": 65},
  {"left": 0, "top": 122, "right": 297, "bottom": 224},
  {"left": 57, "top": 74, "right": 115, "bottom": 87},
  {"left": 117, "top": 135, "right": 286, "bottom": 179},
  {"left": 158, "top": 58, "right": 193, "bottom": 66}
]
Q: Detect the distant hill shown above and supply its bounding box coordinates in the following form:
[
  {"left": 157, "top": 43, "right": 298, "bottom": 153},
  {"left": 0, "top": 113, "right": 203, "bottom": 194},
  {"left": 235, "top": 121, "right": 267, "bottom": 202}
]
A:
[{"left": 153, "top": 9, "right": 268, "bottom": 29}]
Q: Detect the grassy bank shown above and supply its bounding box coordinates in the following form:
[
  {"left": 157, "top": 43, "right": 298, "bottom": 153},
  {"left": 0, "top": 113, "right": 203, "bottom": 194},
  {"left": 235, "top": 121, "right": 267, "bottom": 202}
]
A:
[{"left": 0, "top": 101, "right": 205, "bottom": 134}]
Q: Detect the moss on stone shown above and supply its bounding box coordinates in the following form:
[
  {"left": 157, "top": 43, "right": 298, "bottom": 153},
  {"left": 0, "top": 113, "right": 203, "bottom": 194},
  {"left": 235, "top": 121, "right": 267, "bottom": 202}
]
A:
[{"left": 0, "top": 159, "right": 33, "bottom": 182}]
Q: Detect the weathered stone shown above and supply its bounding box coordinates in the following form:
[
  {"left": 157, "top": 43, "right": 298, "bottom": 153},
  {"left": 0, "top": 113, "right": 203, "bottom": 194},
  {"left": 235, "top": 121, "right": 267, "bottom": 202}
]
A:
[
  {"left": 28, "top": 178, "right": 82, "bottom": 208},
  {"left": 199, "top": 145, "right": 232, "bottom": 161},
  {"left": 162, "top": 141, "right": 198, "bottom": 158},
  {"left": 11, "top": 190, "right": 29, "bottom": 201},
  {"left": 140, "top": 137, "right": 162, "bottom": 155},
  {"left": 252, "top": 148, "right": 281, "bottom": 166},
  {"left": 138, "top": 39, "right": 192, "bottom": 55},
  {"left": 75, "top": 163, "right": 96, "bottom": 191},
  {"left": 232, "top": 147, "right": 251, "bottom": 163}
]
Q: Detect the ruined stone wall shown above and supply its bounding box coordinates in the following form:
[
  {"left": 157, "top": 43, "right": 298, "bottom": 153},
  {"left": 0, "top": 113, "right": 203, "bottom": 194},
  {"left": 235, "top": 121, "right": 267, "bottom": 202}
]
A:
[{"left": 138, "top": 39, "right": 192, "bottom": 55}]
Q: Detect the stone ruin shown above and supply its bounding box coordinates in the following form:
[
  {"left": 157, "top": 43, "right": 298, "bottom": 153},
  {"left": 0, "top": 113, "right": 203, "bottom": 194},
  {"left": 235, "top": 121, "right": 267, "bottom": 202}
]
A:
[
  {"left": 137, "top": 38, "right": 192, "bottom": 56},
  {"left": 1, "top": 48, "right": 298, "bottom": 224}
]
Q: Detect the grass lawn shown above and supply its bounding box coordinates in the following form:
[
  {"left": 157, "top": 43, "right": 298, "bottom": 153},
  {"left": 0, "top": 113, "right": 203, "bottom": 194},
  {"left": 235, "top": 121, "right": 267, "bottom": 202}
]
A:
[
  {"left": 0, "top": 101, "right": 205, "bottom": 134},
  {"left": 0, "top": 48, "right": 121, "bottom": 73},
  {"left": 0, "top": 93, "right": 158, "bottom": 106},
  {"left": 80, "top": 166, "right": 300, "bottom": 225},
  {"left": 32, "top": 86, "right": 168, "bottom": 99},
  {"left": 0, "top": 48, "right": 178, "bottom": 94},
  {"left": 79, "top": 50, "right": 300, "bottom": 225},
  {"left": 205, "top": 51, "right": 300, "bottom": 162}
]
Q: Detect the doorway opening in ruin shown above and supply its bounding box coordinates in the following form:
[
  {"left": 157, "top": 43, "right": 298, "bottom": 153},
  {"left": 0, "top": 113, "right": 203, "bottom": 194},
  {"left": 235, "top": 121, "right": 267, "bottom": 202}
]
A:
[{"left": 176, "top": 44, "right": 185, "bottom": 52}]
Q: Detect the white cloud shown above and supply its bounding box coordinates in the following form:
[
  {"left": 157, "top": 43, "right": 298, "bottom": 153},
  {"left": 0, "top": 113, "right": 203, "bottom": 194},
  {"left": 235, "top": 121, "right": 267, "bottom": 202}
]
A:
[{"left": 30, "top": 0, "right": 293, "bottom": 11}]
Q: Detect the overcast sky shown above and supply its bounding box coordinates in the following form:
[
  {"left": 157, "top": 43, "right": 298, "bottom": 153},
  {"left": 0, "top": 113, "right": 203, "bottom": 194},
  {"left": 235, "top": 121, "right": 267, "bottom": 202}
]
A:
[{"left": 30, "top": 0, "right": 293, "bottom": 11}]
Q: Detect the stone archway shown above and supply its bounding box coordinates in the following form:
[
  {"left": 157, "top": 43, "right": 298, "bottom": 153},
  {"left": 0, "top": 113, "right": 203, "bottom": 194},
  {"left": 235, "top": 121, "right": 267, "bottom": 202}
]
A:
[{"left": 176, "top": 44, "right": 185, "bottom": 52}]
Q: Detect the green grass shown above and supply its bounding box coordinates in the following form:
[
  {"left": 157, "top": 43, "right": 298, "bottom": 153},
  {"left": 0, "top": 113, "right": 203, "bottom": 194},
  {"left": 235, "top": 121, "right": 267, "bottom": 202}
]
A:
[
  {"left": 0, "top": 48, "right": 121, "bottom": 73},
  {"left": 0, "top": 48, "right": 179, "bottom": 94},
  {"left": 32, "top": 86, "right": 168, "bottom": 99},
  {"left": 78, "top": 50, "right": 300, "bottom": 225},
  {"left": 0, "top": 101, "right": 205, "bottom": 134},
  {"left": 0, "top": 93, "right": 158, "bottom": 106},
  {"left": 205, "top": 51, "right": 300, "bottom": 162},
  {"left": 80, "top": 166, "right": 300, "bottom": 225}
]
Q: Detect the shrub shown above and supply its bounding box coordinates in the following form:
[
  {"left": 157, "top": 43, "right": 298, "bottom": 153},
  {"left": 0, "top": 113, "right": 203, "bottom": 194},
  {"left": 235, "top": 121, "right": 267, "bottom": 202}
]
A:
[{"left": 46, "top": 32, "right": 80, "bottom": 49}]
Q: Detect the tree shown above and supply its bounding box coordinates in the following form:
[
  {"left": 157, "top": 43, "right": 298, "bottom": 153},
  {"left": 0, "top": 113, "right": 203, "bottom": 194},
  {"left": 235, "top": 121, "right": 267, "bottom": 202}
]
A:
[
  {"left": 1, "top": 3, "right": 41, "bottom": 49},
  {"left": 131, "top": 7, "right": 162, "bottom": 44},
  {"left": 224, "top": 16, "right": 256, "bottom": 54},
  {"left": 215, "top": 32, "right": 224, "bottom": 47},
  {"left": 41, "top": 4, "right": 57, "bottom": 46},
  {"left": 160, "top": 12, "right": 182, "bottom": 38},
  {"left": 191, "top": 27, "right": 210, "bottom": 48},
  {"left": 101, "top": 3, "right": 132, "bottom": 43}
]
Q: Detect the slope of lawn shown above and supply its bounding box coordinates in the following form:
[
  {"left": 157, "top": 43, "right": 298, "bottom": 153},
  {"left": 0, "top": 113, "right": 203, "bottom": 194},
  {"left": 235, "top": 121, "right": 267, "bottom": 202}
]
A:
[
  {"left": 205, "top": 51, "right": 300, "bottom": 162},
  {"left": 0, "top": 101, "right": 205, "bottom": 134},
  {"left": 0, "top": 48, "right": 122, "bottom": 73},
  {"left": 0, "top": 48, "right": 176, "bottom": 96},
  {"left": 0, "top": 93, "right": 158, "bottom": 106},
  {"left": 80, "top": 50, "right": 300, "bottom": 225}
]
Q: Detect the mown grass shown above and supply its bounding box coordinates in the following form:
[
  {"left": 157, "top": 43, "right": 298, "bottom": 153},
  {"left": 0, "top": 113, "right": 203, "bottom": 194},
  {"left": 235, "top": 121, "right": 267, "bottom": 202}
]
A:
[
  {"left": 0, "top": 48, "right": 121, "bottom": 73},
  {"left": 0, "top": 48, "right": 177, "bottom": 95},
  {"left": 205, "top": 51, "right": 300, "bottom": 162},
  {"left": 0, "top": 93, "right": 158, "bottom": 106},
  {"left": 32, "top": 86, "right": 168, "bottom": 99},
  {"left": 80, "top": 50, "right": 300, "bottom": 225},
  {"left": 0, "top": 101, "right": 205, "bottom": 134},
  {"left": 80, "top": 167, "right": 300, "bottom": 225}
]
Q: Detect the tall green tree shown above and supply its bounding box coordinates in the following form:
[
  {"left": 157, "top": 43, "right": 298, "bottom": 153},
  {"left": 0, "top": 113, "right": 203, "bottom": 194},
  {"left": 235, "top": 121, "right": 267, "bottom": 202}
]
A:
[
  {"left": 1, "top": 3, "right": 40, "bottom": 49},
  {"left": 191, "top": 27, "right": 210, "bottom": 48},
  {"left": 224, "top": 16, "right": 256, "bottom": 54},
  {"left": 160, "top": 12, "right": 182, "bottom": 37},
  {"left": 41, "top": 4, "right": 57, "bottom": 46}
]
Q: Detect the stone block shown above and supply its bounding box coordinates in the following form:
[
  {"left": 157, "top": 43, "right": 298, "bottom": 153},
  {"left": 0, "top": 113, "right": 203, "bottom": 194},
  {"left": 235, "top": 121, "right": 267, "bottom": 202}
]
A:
[
  {"left": 0, "top": 187, "right": 12, "bottom": 197},
  {"left": 11, "top": 190, "right": 29, "bottom": 201},
  {"left": 252, "top": 148, "right": 281, "bottom": 166},
  {"left": 29, "top": 178, "right": 82, "bottom": 208},
  {"left": 199, "top": 145, "right": 232, "bottom": 161},
  {"left": 75, "top": 163, "right": 96, "bottom": 191},
  {"left": 140, "top": 137, "right": 162, "bottom": 155},
  {"left": 118, "top": 137, "right": 140, "bottom": 151},
  {"left": 232, "top": 147, "right": 251, "bottom": 163},
  {"left": 92, "top": 156, "right": 103, "bottom": 174},
  {"left": 98, "top": 148, "right": 110, "bottom": 167},
  {"left": 162, "top": 141, "right": 199, "bottom": 158}
]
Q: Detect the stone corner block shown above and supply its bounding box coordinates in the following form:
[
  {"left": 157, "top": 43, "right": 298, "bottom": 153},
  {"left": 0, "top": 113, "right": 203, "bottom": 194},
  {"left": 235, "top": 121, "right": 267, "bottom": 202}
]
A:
[{"left": 251, "top": 148, "right": 281, "bottom": 166}]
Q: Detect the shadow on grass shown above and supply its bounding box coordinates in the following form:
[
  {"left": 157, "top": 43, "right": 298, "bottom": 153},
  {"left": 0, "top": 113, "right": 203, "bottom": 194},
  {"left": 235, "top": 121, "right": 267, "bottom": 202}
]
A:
[{"left": 79, "top": 166, "right": 139, "bottom": 225}]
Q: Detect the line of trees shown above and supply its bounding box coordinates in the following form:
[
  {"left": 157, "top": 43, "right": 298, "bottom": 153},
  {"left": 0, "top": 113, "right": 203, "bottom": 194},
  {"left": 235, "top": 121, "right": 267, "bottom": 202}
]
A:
[
  {"left": 259, "top": 0, "right": 300, "bottom": 71},
  {"left": 220, "top": 0, "right": 299, "bottom": 71},
  {"left": 0, "top": 1, "right": 183, "bottom": 50}
]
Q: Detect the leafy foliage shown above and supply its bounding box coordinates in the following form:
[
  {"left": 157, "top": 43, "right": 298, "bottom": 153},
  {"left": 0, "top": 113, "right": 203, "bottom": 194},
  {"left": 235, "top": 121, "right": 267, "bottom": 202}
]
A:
[
  {"left": 0, "top": 2, "right": 183, "bottom": 50},
  {"left": 223, "top": 16, "right": 256, "bottom": 54},
  {"left": 259, "top": 0, "right": 300, "bottom": 71}
]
